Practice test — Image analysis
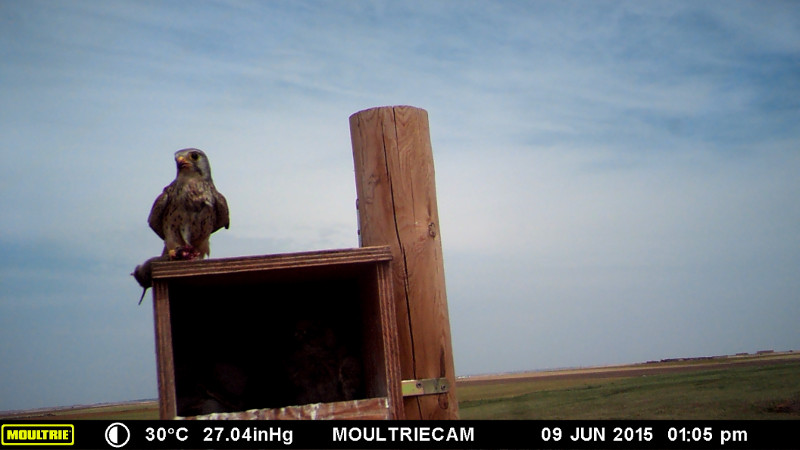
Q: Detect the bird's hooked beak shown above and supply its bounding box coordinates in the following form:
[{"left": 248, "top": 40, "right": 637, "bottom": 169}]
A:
[{"left": 176, "top": 155, "right": 191, "bottom": 170}]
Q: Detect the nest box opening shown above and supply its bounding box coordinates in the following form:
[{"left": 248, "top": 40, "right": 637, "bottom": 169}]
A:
[{"left": 150, "top": 247, "right": 402, "bottom": 419}]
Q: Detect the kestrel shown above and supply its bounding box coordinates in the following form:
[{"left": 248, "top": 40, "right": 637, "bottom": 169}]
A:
[{"left": 148, "top": 148, "right": 229, "bottom": 260}]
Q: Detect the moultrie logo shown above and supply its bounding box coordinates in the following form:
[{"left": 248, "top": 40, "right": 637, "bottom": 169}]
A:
[{"left": 2, "top": 424, "right": 75, "bottom": 446}]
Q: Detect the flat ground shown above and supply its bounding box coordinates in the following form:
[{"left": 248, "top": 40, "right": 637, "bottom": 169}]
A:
[
  {"left": 2, "top": 351, "right": 798, "bottom": 420},
  {"left": 457, "top": 352, "right": 800, "bottom": 419},
  {"left": 460, "top": 351, "right": 798, "bottom": 386}
]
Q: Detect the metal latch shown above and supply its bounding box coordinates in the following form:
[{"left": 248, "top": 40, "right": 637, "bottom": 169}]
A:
[{"left": 401, "top": 377, "right": 450, "bottom": 397}]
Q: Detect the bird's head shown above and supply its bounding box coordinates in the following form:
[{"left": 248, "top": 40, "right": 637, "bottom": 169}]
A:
[{"left": 174, "top": 148, "right": 213, "bottom": 180}]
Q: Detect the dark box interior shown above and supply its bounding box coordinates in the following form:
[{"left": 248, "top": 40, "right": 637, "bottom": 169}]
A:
[{"left": 160, "top": 259, "right": 392, "bottom": 418}]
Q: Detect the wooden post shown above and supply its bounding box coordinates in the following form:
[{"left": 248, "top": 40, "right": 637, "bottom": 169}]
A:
[{"left": 349, "top": 106, "right": 458, "bottom": 419}]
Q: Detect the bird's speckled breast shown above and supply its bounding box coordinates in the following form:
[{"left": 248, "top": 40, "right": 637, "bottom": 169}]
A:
[{"left": 178, "top": 179, "right": 215, "bottom": 211}]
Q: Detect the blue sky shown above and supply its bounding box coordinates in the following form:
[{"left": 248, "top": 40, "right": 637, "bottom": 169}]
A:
[{"left": 1, "top": 1, "right": 799, "bottom": 411}]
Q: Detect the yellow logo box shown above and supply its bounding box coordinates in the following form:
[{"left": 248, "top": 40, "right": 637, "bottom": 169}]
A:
[{"left": 2, "top": 424, "right": 74, "bottom": 446}]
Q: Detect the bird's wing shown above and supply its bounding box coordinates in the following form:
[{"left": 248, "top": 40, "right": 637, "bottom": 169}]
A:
[
  {"left": 213, "top": 189, "right": 230, "bottom": 232},
  {"left": 148, "top": 181, "right": 175, "bottom": 240}
]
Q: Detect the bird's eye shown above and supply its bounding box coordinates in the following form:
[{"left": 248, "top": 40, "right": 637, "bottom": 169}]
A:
[{"left": 190, "top": 152, "right": 199, "bottom": 160}]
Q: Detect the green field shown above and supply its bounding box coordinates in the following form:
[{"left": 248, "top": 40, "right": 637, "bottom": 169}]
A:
[
  {"left": 0, "top": 401, "right": 160, "bottom": 421},
  {"left": 458, "top": 357, "right": 800, "bottom": 420},
  {"left": 3, "top": 353, "right": 799, "bottom": 420}
]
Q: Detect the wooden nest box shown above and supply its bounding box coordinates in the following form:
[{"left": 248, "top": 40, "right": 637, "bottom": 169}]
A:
[{"left": 150, "top": 246, "right": 403, "bottom": 420}]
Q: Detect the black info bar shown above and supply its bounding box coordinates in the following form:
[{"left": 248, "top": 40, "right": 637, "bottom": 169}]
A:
[{"left": 0, "top": 420, "right": 793, "bottom": 449}]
